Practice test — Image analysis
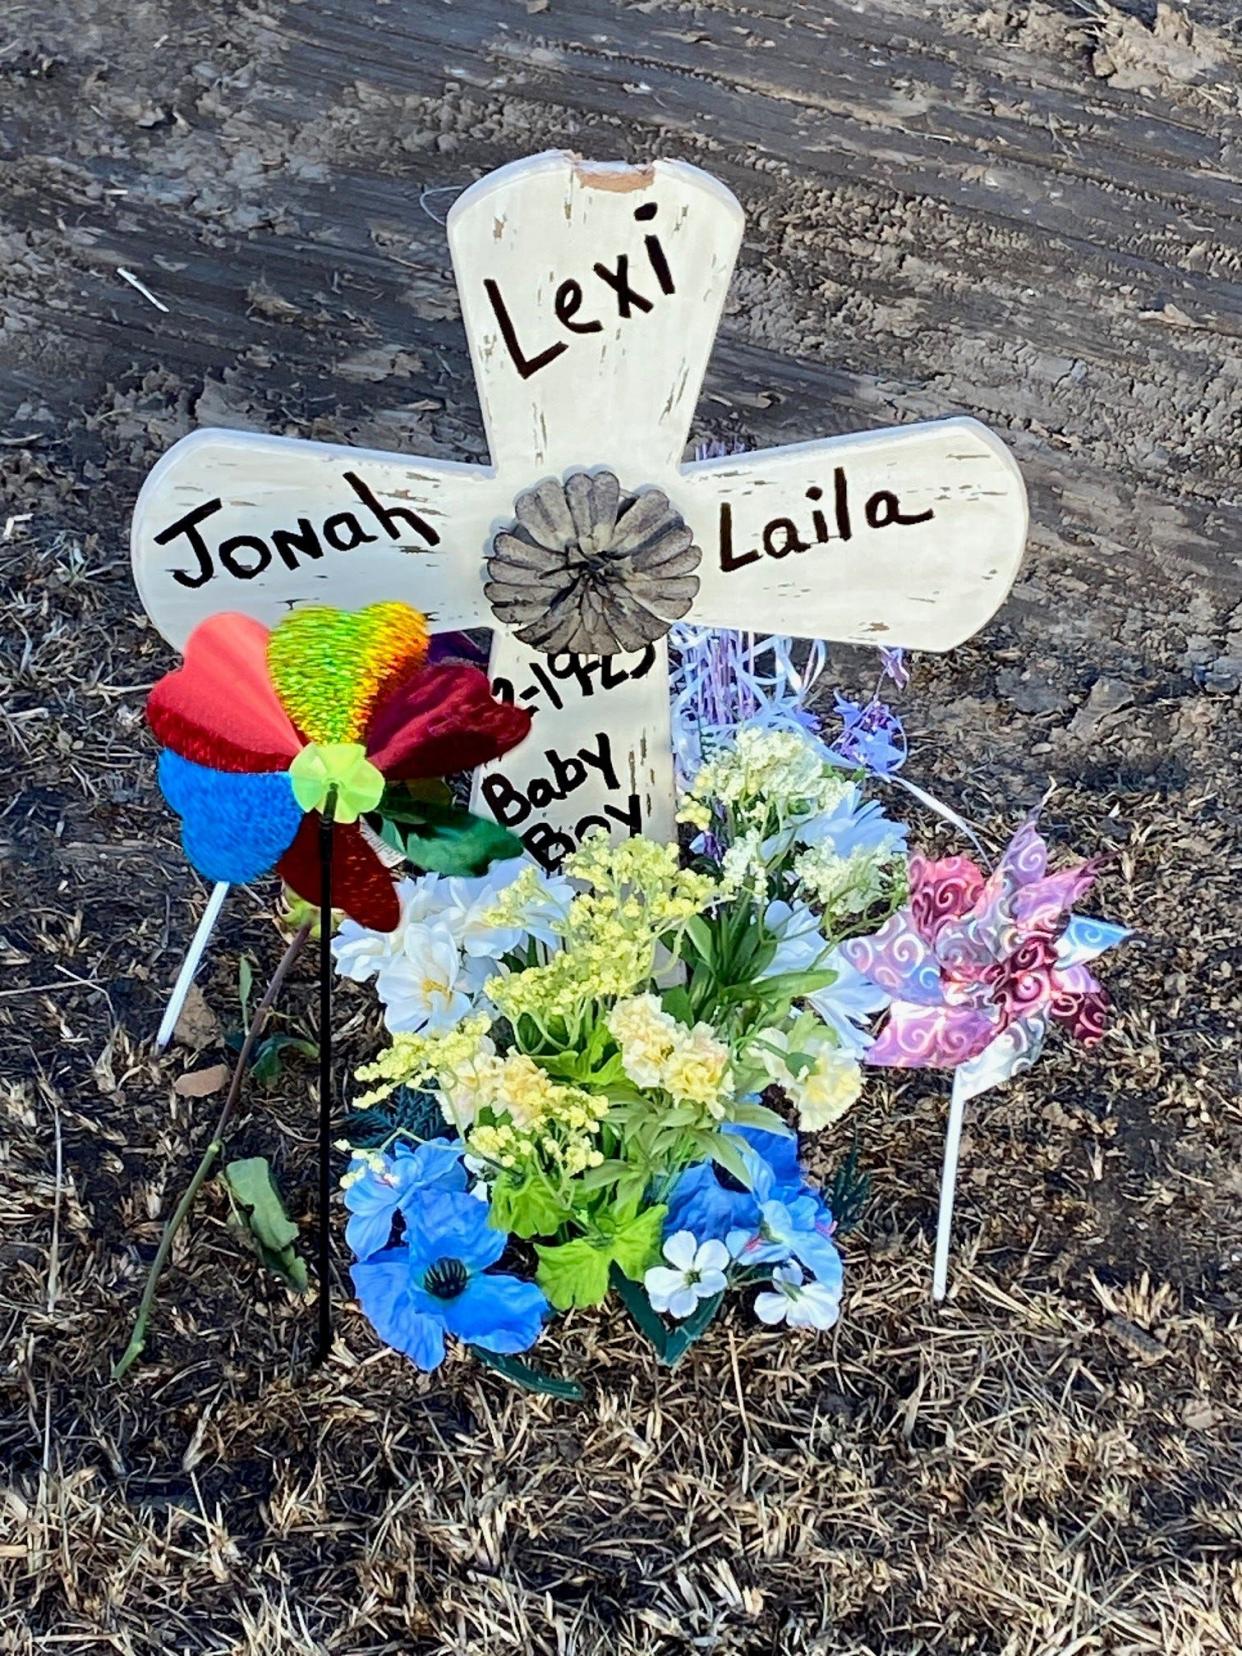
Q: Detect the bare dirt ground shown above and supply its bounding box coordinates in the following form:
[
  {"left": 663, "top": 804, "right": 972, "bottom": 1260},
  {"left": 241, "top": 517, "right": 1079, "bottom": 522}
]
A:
[{"left": 1, "top": 2, "right": 1240, "bottom": 1651}]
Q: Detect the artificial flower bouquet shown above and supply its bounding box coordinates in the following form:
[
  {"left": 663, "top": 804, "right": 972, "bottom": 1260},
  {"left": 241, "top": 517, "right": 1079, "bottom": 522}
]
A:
[{"left": 331, "top": 717, "right": 1124, "bottom": 1389}]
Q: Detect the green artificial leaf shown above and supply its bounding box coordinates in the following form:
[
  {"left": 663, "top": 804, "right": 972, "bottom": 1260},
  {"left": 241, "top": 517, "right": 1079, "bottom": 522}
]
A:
[
  {"left": 534, "top": 1237, "right": 614, "bottom": 1309},
  {"left": 607, "top": 1203, "right": 667, "bottom": 1282},
  {"left": 342, "top": 1085, "right": 446, "bottom": 1148},
  {"left": 826, "top": 1141, "right": 871, "bottom": 1236},
  {"left": 251, "top": 1032, "right": 318, "bottom": 1086},
  {"left": 384, "top": 800, "right": 524, "bottom": 876},
  {"left": 490, "top": 1171, "right": 570, "bottom": 1239},
  {"left": 573, "top": 1158, "right": 630, "bottom": 1193},
  {"left": 610, "top": 1265, "right": 668, "bottom": 1359},
  {"left": 660, "top": 985, "right": 694, "bottom": 1027},
  {"left": 376, "top": 779, "right": 454, "bottom": 823},
  {"left": 721, "top": 967, "right": 839, "bottom": 1005},
  {"left": 220, "top": 1157, "right": 308, "bottom": 1291},
  {"left": 682, "top": 915, "right": 715, "bottom": 964},
  {"left": 663, "top": 1291, "right": 725, "bottom": 1368},
  {"left": 707, "top": 1131, "right": 756, "bottom": 1190},
  {"left": 471, "top": 1347, "right": 583, "bottom": 1399},
  {"left": 728, "top": 1099, "right": 791, "bottom": 1134}
]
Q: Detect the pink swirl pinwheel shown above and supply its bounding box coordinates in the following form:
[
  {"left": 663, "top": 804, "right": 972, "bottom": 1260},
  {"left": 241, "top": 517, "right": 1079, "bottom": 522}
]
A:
[{"left": 840, "top": 819, "right": 1128, "bottom": 1102}]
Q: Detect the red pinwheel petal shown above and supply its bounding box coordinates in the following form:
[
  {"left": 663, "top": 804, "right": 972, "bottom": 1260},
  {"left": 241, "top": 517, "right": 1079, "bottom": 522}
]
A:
[
  {"left": 277, "top": 817, "right": 400, "bottom": 931},
  {"left": 148, "top": 613, "right": 302, "bottom": 773},
  {"left": 908, "top": 853, "right": 985, "bottom": 945},
  {"left": 364, "top": 662, "right": 532, "bottom": 780}
]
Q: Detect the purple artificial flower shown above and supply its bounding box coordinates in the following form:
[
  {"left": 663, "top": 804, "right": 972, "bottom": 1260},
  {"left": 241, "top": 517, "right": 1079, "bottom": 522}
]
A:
[
  {"left": 878, "top": 647, "right": 910, "bottom": 690},
  {"left": 829, "top": 692, "right": 907, "bottom": 775}
]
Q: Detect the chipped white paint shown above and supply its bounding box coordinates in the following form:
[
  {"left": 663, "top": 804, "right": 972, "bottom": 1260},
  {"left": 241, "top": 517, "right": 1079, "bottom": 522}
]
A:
[{"left": 132, "top": 149, "right": 1028, "bottom": 871}]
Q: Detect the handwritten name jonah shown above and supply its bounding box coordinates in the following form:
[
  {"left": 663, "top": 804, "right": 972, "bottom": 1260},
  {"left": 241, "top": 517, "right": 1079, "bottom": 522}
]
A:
[
  {"left": 717, "top": 467, "right": 934, "bottom": 572},
  {"left": 153, "top": 473, "right": 440, "bottom": 589}
]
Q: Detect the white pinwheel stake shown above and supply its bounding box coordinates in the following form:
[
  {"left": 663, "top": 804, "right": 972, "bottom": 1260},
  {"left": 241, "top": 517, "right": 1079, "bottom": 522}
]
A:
[{"left": 134, "top": 152, "right": 1030, "bottom": 1258}]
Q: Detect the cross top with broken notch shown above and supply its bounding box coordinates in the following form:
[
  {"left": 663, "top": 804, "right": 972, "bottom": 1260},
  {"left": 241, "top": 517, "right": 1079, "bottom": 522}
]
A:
[{"left": 132, "top": 150, "right": 1028, "bottom": 870}]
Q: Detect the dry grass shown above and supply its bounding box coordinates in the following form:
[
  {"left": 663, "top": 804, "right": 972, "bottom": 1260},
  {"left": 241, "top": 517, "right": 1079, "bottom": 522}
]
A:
[{"left": 0, "top": 521, "right": 1239, "bottom": 1654}]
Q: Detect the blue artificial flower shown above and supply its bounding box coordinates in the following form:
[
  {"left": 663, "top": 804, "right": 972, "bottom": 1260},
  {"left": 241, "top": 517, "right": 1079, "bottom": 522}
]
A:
[
  {"left": 343, "top": 1137, "right": 467, "bottom": 1261},
  {"left": 762, "top": 900, "right": 891, "bottom": 1059},
  {"left": 665, "top": 1125, "right": 806, "bottom": 1244},
  {"left": 351, "top": 1187, "right": 548, "bottom": 1371},
  {"left": 728, "top": 1190, "right": 843, "bottom": 1289},
  {"left": 795, "top": 780, "right": 908, "bottom": 861}
]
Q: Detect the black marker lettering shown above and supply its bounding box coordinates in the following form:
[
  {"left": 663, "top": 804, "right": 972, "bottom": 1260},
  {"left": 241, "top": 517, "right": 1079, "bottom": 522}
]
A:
[
  {"left": 578, "top": 731, "right": 620, "bottom": 791},
  {"left": 481, "top": 773, "right": 529, "bottom": 827},
  {"left": 548, "top": 748, "right": 587, "bottom": 795},
  {"left": 218, "top": 534, "right": 271, "bottom": 581},
  {"left": 554, "top": 279, "right": 603, "bottom": 335},
  {"left": 833, "top": 466, "right": 853, "bottom": 542},
  {"left": 155, "top": 498, "right": 223, "bottom": 590},
  {"left": 271, "top": 519, "right": 324, "bottom": 571},
  {"left": 484, "top": 277, "right": 567, "bottom": 380},
  {"left": 762, "top": 518, "right": 809, "bottom": 559},
  {"left": 864, "top": 489, "right": 935, "bottom": 529},
  {"left": 805, "top": 486, "right": 829, "bottom": 543},
  {"left": 524, "top": 821, "right": 575, "bottom": 873},
  {"left": 605, "top": 793, "right": 644, "bottom": 835},
  {"left": 643, "top": 235, "right": 675, "bottom": 295},
  {"left": 344, "top": 471, "right": 440, "bottom": 546},
  {"left": 592, "top": 254, "right": 653, "bottom": 318},
  {"left": 629, "top": 643, "right": 657, "bottom": 681},
  {"left": 718, "top": 502, "right": 761, "bottom": 572},
  {"left": 323, "top": 512, "right": 377, "bottom": 552}
]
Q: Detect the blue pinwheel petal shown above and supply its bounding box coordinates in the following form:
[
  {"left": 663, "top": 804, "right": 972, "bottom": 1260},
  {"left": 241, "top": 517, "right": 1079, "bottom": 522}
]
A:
[{"left": 158, "top": 750, "right": 303, "bottom": 884}]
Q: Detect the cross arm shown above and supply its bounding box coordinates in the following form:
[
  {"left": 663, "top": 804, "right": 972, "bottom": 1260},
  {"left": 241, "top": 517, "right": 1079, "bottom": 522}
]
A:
[
  {"left": 675, "top": 417, "right": 1028, "bottom": 650},
  {"left": 131, "top": 428, "right": 503, "bottom": 649}
]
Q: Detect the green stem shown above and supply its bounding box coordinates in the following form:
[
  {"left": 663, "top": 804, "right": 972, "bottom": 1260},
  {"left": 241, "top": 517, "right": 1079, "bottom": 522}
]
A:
[{"left": 112, "top": 918, "right": 313, "bottom": 1380}]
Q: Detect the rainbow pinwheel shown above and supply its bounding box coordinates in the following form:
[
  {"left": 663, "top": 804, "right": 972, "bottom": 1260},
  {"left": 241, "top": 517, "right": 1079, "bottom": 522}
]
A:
[
  {"left": 841, "top": 818, "right": 1129, "bottom": 1101},
  {"left": 147, "top": 602, "right": 531, "bottom": 931}
]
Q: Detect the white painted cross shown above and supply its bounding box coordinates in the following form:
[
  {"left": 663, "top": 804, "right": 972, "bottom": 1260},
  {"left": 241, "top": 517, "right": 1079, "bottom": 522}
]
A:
[{"left": 133, "top": 150, "right": 1027, "bottom": 873}]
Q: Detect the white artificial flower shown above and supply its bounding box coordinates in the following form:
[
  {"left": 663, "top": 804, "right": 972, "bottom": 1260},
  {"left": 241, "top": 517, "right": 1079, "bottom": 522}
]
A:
[
  {"left": 761, "top": 899, "right": 890, "bottom": 1059},
  {"left": 374, "top": 920, "right": 474, "bottom": 1035},
  {"left": 440, "top": 857, "right": 574, "bottom": 958},
  {"left": 754, "top": 1261, "right": 841, "bottom": 1331},
  {"left": 793, "top": 781, "right": 907, "bottom": 860},
  {"left": 331, "top": 874, "right": 442, "bottom": 983},
  {"left": 755, "top": 1021, "right": 863, "bottom": 1132},
  {"left": 644, "top": 1231, "right": 730, "bottom": 1319}
]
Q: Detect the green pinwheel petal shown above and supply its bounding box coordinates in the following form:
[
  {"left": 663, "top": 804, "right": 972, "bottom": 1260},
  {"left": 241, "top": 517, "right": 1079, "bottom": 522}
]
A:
[{"left": 288, "top": 742, "right": 385, "bottom": 823}]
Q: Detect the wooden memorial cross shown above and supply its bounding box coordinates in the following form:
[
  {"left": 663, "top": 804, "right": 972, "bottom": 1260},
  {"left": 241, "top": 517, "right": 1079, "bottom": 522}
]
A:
[{"left": 133, "top": 150, "right": 1028, "bottom": 874}]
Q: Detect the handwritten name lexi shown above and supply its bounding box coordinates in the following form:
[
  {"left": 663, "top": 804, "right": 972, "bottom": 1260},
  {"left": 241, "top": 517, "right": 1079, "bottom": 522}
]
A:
[
  {"left": 485, "top": 201, "right": 676, "bottom": 381},
  {"left": 718, "top": 468, "right": 933, "bottom": 571},
  {"left": 153, "top": 472, "right": 439, "bottom": 589}
]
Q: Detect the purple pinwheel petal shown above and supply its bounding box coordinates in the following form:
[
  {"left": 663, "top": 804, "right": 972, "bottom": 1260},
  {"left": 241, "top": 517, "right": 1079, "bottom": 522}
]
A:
[
  {"left": 1050, "top": 961, "right": 1104, "bottom": 1000},
  {"left": 908, "top": 854, "right": 986, "bottom": 947},
  {"left": 999, "top": 818, "right": 1049, "bottom": 887},
  {"left": 1010, "top": 862, "right": 1100, "bottom": 933},
  {"left": 865, "top": 1001, "right": 998, "bottom": 1068},
  {"left": 953, "top": 1013, "right": 1050, "bottom": 1102},
  {"left": 840, "top": 909, "right": 945, "bottom": 1004}
]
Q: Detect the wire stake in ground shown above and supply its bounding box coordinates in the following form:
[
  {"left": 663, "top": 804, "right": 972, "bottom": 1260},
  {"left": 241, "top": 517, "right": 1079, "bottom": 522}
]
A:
[
  {"left": 316, "top": 793, "right": 337, "bottom": 1364},
  {"left": 113, "top": 917, "right": 313, "bottom": 1380}
]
